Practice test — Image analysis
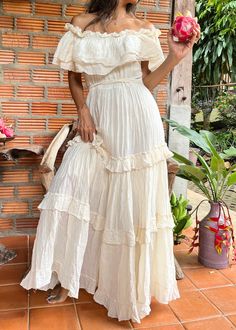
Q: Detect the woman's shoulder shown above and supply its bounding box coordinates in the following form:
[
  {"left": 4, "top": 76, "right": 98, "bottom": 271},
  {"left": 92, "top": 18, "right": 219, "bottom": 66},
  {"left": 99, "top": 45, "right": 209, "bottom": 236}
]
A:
[
  {"left": 134, "top": 18, "right": 155, "bottom": 30},
  {"left": 70, "top": 13, "right": 96, "bottom": 29}
]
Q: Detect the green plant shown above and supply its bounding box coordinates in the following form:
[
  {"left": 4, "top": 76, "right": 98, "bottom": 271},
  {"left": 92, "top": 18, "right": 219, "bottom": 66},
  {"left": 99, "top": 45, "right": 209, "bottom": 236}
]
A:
[
  {"left": 193, "top": 0, "right": 236, "bottom": 85},
  {"left": 214, "top": 91, "right": 236, "bottom": 128},
  {"left": 170, "top": 192, "right": 192, "bottom": 244},
  {"left": 163, "top": 118, "right": 236, "bottom": 202},
  {"left": 214, "top": 130, "right": 236, "bottom": 155},
  {"left": 191, "top": 0, "right": 236, "bottom": 129}
]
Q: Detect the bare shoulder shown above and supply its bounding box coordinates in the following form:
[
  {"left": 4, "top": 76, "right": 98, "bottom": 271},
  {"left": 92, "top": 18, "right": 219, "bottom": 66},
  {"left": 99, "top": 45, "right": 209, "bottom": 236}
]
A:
[
  {"left": 70, "top": 13, "right": 96, "bottom": 29},
  {"left": 136, "top": 18, "right": 155, "bottom": 30}
]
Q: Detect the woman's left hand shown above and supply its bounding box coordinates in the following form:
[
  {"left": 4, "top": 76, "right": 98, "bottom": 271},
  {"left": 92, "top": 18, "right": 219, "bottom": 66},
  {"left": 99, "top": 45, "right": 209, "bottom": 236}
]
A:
[{"left": 167, "top": 24, "right": 201, "bottom": 65}]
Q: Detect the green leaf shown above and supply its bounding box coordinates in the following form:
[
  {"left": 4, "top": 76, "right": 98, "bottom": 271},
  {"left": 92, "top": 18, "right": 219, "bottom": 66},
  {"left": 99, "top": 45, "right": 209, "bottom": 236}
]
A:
[
  {"left": 162, "top": 118, "right": 211, "bottom": 153},
  {"left": 227, "top": 172, "right": 236, "bottom": 186},
  {"left": 172, "top": 151, "right": 193, "bottom": 165},
  {"left": 180, "top": 165, "right": 206, "bottom": 181}
]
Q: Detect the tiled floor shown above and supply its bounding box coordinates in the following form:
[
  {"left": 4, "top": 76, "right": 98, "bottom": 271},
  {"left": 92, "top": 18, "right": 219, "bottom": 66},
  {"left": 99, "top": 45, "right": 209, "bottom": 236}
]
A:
[{"left": 0, "top": 230, "right": 236, "bottom": 330}]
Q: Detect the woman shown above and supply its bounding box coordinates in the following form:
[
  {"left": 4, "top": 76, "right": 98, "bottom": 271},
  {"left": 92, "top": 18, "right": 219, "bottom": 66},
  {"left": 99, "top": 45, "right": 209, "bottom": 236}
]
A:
[{"left": 20, "top": 0, "right": 200, "bottom": 323}]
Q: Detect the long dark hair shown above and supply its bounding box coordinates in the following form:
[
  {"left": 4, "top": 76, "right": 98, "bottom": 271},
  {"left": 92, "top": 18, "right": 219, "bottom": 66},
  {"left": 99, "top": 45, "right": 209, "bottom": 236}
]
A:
[{"left": 83, "top": 0, "right": 140, "bottom": 32}]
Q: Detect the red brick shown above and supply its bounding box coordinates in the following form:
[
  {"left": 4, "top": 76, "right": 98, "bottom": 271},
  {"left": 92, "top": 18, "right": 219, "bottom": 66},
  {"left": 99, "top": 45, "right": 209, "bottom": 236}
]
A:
[
  {"left": 61, "top": 103, "right": 77, "bottom": 116},
  {"left": 146, "top": 12, "right": 170, "bottom": 25},
  {"left": 47, "top": 20, "right": 67, "bottom": 33},
  {"left": 0, "top": 85, "right": 14, "bottom": 98},
  {"left": 159, "top": 0, "right": 171, "bottom": 8},
  {"left": 17, "top": 118, "right": 46, "bottom": 131},
  {"left": 140, "top": 0, "right": 157, "bottom": 7},
  {"left": 17, "top": 157, "right": 42, "bottom": 167},
  {"left": 16, "top": 18, "right": 44, "bottom": 31},
  {"left": 0, "top": 219, "right": 14, "bottom": 231},
  {"left": 1, "top": 201, "right": 29, "bottom": 214},
  {"left": 48, "top": 118, "right": 74, "bottom": 131},
  {"left": 2, "top": 0, "right": 32, "bottom": 14},
  {"left": 17, "top": 51, "right": 45, "bottom": 65},
  {"left": 2, "top": 170, "right": 29, "bottom": 183},
  {"left": 17, "top": 185, "right": 44, "bottom": 197},
  {"left": 65, "top": 5, "right": 85, "bottom": 17},
  {"left": 31, "top": 102, "right": 57, "bottom": 115},
  {"left": 0, "top": 50, "right": 15, "bottom": 64},
  {"left": 1, "top": 102, "right": 30, "bottom": 116},
  {"left": 156, "top": 89, "right": 168, "bottom": 105},
  {"left": 35, "top": 2, "right": 62, "bottom": 16},
  {"left": 135, "top": 11, "right": 145, "bottom": 19},
  {"left": 32, "top": 70, "right": 60, "bottom": 83},
  {"left": 32, "top": 169, "right": 42, "bottom": 182},
  {"left": 0, "top": 187, "right": 15, "bottom": 198},
  {"left": 32, "top": 35, "right": 59, "bottom": 49},
  {"left": 15, "top": 217, "right": 39, "bottom": 229},
  {"left": 3, "top": 69, "right": 31, "bottom": 82},
  {"left": 2, "top": 33, "right": 30, "bottom": 48},
  {"left": 6, "top": 136, "right": 31, "bottom": 146},
  {"left": 47, "top": 87, "right": 72, "bottom": 100},
  {"left": 17, "top": 86, "right": 44, "bottom": 99},
  {"left": 32, "top": 135, "right": 54, "bottom": 147},
  {"left": 0, "top": 16, "right": 14, "bottom": 29}
]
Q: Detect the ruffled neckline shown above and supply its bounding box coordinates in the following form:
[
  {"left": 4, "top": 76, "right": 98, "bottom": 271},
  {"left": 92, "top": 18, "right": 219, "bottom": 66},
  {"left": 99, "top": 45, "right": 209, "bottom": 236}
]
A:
[{"left": 64, "top": 22, "right": 161, "bottom": 38}]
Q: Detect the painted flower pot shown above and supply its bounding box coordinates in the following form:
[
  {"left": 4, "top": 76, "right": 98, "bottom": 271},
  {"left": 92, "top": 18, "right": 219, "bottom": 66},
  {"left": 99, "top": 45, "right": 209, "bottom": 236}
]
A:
[{"left": 198, "top": 201, "right": 232, "bottom": 269}]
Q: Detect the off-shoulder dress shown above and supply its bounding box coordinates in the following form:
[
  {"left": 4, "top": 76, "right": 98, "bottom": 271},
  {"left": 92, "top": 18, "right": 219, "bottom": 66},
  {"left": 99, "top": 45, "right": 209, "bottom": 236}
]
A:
[{"left": 20, "top": 22, "right": 180, "bottom": 323}]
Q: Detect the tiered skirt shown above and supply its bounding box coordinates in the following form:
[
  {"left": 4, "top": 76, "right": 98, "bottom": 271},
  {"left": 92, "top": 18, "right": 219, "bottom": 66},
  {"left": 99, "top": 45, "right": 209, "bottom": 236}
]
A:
[{"left": 20, "top": 133, "right": 180, "bottom": 323}]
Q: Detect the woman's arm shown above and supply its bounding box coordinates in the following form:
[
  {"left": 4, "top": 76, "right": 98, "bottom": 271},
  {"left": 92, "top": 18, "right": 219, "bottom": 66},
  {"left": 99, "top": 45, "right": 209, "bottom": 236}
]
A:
[
  {"left": 68, "top": 71, "right": 96, "bottom": 142},
  {"left": 143, "top": 26, "right": 201, "bottom": 91}
]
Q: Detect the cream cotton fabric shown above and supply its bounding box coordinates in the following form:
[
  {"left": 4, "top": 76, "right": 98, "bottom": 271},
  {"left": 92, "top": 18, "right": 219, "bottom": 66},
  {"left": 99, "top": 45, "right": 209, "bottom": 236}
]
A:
[{"left": 20, "top": 22, "right": 180, "bottom": 323}]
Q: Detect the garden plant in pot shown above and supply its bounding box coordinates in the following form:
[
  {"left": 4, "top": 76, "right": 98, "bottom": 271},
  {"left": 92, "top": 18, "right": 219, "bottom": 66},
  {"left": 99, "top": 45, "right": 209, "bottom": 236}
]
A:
[{"left": 164, "top": 118, "right": 236, "bottom": 269}]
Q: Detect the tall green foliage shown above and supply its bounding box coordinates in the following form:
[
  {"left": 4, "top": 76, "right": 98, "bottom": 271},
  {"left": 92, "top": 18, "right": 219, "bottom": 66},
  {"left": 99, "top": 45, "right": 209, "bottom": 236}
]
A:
[{"left": 193, "top": 0, "right": 236, "bottom": 85}]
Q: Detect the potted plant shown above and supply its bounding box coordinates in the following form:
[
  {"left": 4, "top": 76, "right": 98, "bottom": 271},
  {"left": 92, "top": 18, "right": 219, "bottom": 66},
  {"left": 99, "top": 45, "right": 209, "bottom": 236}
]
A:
[
  {"left": 164, "top": 118, "right": 236, "bottom": 269},
  {"left": 170, "top": 192, "right": 193, "bottom": 245}
]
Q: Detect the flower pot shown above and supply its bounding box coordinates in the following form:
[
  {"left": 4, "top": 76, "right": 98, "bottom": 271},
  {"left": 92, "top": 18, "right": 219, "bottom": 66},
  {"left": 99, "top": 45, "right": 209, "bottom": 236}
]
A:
[{"left": 198, "top": 201, "right": 231, "bottom": 269}]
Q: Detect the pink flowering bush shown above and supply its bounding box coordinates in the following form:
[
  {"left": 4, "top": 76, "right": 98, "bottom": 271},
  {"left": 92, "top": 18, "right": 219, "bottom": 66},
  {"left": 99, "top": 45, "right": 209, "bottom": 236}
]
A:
[
  {"left": 0, "top": 117, "right": 14, "bottom": 138},
  {"left": 172, "top": 11, "right": 198, "bottom": 42}
]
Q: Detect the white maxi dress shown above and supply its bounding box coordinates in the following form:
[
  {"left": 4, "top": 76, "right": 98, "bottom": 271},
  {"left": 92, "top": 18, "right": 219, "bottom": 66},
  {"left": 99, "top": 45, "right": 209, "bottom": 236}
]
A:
[{"left": 20, "top": 22, "right": 180, "bottom": 323}]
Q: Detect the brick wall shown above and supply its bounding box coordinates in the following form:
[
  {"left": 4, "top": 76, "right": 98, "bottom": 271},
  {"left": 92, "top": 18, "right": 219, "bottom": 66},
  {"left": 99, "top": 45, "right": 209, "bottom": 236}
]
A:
[{"left": 0, "top": 0, "right": 173, "bottom": 236}]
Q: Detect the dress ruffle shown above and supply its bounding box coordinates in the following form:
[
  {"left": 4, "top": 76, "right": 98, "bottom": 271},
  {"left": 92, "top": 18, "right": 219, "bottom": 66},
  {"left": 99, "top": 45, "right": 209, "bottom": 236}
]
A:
[
  {"left": 66, "top": 134, "right": 174, "bottom": 173},
  {"left": 52, "top": 23, "right": 165, "bottom": 74}
]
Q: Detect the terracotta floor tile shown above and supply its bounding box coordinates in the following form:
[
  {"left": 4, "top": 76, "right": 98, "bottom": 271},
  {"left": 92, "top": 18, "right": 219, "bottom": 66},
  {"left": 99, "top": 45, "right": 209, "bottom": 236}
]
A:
[
  {"left": 132, "top": 325, "right": 184, "bottom": 330},
  {"left": 30, "top": 305, "right": 80, "bottom": 330},
  {"left": 169, "top": 290, "right": 220, "bottom": 322},
  {"left": 174, "top": 250, "right": 204, "bottom": 269},
  {"left": 74, "top": 288, "right": 95, "bottom": 303},
  {"left": 219, "top": 265, "right": 236, "bottom": 284},
  {"left": 203, "top": 286, "right": 236, "bottom": 314},
  {"left": 227, "top": 314, "right": 236, "bottom": 327},
  {"left": 183, "top": 316, "right": 234, "bottom": 330},
  {"left": 176, "top": 276, "right": 197, "bottom": 293},
  {"left": 6, "top": 247, "right": 28, "bottom": 265},
  {"left": 0, "top": 309, "right": 28, "bottom": 330},
  {"left": 131, "top": 297, "right": 179, "bottom": 328},
  {"left": 173, "top": 242, "right": 189, "bottom": 252},
  {"left": 0, "top": 284, "right": 28, "bottom": 310},
  {"left": 0, "top": 263, "right": 28, "bottom": 285},
  {"left": 183, "top": 268, "right": 232, "bottom": 289},
  {"left": 29, "top": 288, "right": 73, "bottom": 308},
  {"left": 0, "top": 236, "right": 28, "bottom": 249},
  {"left": 76, "top": 302, "right": 132, "bottom": 329}
]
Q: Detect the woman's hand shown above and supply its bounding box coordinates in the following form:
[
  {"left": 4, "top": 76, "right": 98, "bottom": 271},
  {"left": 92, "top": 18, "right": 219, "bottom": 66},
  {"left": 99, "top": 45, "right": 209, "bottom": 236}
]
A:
[
  {"left": 75, "top": 104, "right": 97, "bottom": 143},
  {"left": 167, "top": 24, "right": 201, "bottom": 65}
]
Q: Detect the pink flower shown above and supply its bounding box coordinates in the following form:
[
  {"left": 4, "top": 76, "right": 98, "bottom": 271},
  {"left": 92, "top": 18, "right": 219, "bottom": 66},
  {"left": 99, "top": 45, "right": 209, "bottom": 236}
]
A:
[
  {"left": 172, "top": 11, "right": 198, "bottom": 42},
  {"left": 2, "top": 126, "right": 14, "bottom": 137}
]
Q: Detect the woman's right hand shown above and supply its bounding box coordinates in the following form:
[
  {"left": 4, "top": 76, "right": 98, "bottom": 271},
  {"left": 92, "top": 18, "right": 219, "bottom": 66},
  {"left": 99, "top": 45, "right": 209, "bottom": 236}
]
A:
[{"left": 75, "top": 104, "right": 97, "bottom": 143}]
